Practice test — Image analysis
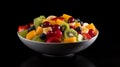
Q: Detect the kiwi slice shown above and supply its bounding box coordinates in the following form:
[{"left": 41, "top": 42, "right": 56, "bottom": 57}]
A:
[
  {"left": 32, "top": 35, "right": 42, "bottom": 42},
  {"left": 34, "top": 15, "right": 46, "bottom": 28},
  {"left": 64, "top": 29, "right": 78, "bottom": 38},
  {"left": 60, "top": 22, "right": 70, "bottom": 32},
  {"left": 18, "top": 30, "right": 28, "bottom": 38}
]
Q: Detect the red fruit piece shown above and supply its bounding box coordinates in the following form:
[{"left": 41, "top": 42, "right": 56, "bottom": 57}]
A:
[
  {"left": 88, "top": 29, "right": 95, "bottom": 37},
  {"left": 43, "top": 21, "right": 51, "bottom": 27},
  {"left": 82, "top": 33, "right": 92, "bottom": 40},
  {"left": 70, "top": 25, "right": 75, "bottom": 29},
  {"left": 46, "top": 37, "right": 61, "bottom": 43},
  {"left": 52, "top": 24, "right": 60, "bottom": 31},
  {"left": 54, "top": 30, "right": 62, "bottom": 38},
  {"left": 46, "top": 31, "right": 54, "bottom": 38},
  {"left": 57, "top": 17, "right": 64, "bottom": 20},
  {"left": 24, "top": 24, "right": 30, "bottom": 29},
  {"left": 68, "top": 17, "right": 75, "bottom": 23},
  {"left": 78, "top": 31, "right": 81, "bottom": 34},
  {"left": 18, "top": 26, "right": 27, "bottom": 32},
  {"left": 51, "top": 17, "right": 64, "bottom": 21}
]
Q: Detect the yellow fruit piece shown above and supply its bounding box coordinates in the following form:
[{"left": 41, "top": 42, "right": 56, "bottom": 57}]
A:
[
  {"left": 36, "top": 26, "right": 43, "bottom": 35},
  {"left": 49, "top": 20, "right": 56, "bottom": 25},
  {"left": 62, "top": 14, "right": 72, "bottom": 21},
  {"left": 81, "top": 27, "right": 89, "bottom": 34},
  {"left": 75, "top": 22, "right": 81, "bottom": 28},
  {"left": 86, "top": 23, "right": 96, "bottom": 30},
  {"left": 43, "top": 27, "right": 52, "bottom": 34},
  {"left": 26, "top": 30, "right": 36, "bottom": 40},
  {"left": 64, "top": 37, "right": 77, "bottom": 43},
  {"left": 56, "top": 19, "right": 63, "bottom": 25}
]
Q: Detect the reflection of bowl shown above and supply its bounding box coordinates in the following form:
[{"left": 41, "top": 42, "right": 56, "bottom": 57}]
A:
[
  {"left": 17, "top": 30, "right": 99, "bottom": 56},
  {"left": 20, "top": 55, "right": 95, "bottom": 67}
]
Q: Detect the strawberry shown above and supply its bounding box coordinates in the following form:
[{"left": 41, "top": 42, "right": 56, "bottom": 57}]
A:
[{"left": 82, "top": 33, "right": 92, "bottom": 40}]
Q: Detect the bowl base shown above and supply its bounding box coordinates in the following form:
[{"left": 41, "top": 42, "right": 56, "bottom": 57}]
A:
[{"left": 42, "top": 53, "right": 75, "bottom": 57}]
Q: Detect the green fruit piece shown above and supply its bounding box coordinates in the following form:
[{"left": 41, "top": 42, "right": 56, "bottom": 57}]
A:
[
  {"left": 34, "top": 15, "right": 46, "bottom": 28},
  {"left": 77, "top": 34, "right": 83, "bottom": 42},
  {"left": 32, "top": 35, "right": 42, "bottom": 42},
  {"left": 60, "top": 22, "right": 70, "bottom": 32},
  {"left": 18, "top": 30, "right": 28, "bottom": 38},
  {"left": 64, "top": 29, "right": 78, "bottom": 38}
]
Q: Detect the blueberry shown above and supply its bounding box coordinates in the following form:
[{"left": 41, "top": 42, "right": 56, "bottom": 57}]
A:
[
  {"left": 40, "top": 33, "right": 46, "bottom": 40},
  {"left": 28, "top": 25, "right": 35, "bottom": 32},
  {"left": 75, "top": 27, "right": 81, "bottom": 32}
]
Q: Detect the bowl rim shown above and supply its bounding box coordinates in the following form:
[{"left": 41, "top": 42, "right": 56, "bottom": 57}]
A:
[{"left": 17, "top": 30, "right": 99, "bottom": 45}]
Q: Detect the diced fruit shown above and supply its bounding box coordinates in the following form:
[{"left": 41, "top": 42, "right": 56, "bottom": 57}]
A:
[
  {"left": 43, "top": 21, "right": 51, "bottom": 27},
  {"left": 62, "top": 14, "right": 72, "bottom": 21},
  {"left": 18, "top": 30, "right": 28, "bottom": 38},
  {"left": 68, "top": 23, "right": 75, "bottom": 26},
  {"left": 82, "top": 33, "right": 92, "bottom": 40},
  {"left": 75, "top": 27, "right": 81, "bottom": 32},
  {"left": 70, "top": 26, "right": 75, "bottom": 29},
  {"left": 68, "top": 17, "right": 75, "bottom": 23},
  {"left": 43, "top": 27, "right": 52, "bottom": 34},
  {"left": 34, "top": 15, "right": 45, "bottom": 28},
  {"left": 64, "top": 37, "right": 77, "bottom": 42},
  {"left": 86, "top": 23, "right": 96, "bottom": 30},
  {"left": 51, "top": 17, "right": 64, "bottom": 21},
  {"left": 46, "top": 15, "right": 56, "bottom": 20},
  {"left": 24, "top": 24, "right": 30, "bottom": 29},
  {"left": 46, "top": 37, "right": 61, "bottom": 43},
  {"left": 54, "top": 30, "right": 62, "bottom": 38},
  {"left": 60, "top": 22, "right": 70, "bottom": 32},
  {"left": 64, "top": 29, "right": 78, "bottom": 38},
  {"left": 18, "top": 14, "right": 98, "bottom": 43},
  {"left": 83, "top": 23, "right": 89, "bottom": 26},
  {"left": 32, "top": 35, "right": 42, "bottom": 42},
  {"left": 56, "top": 19, "right": 63, "bottom": 25},
  {"left": 46, "top": 31, "right": 54, "bottom": 38},
  {"left": 75, "top": 22, "right": 81, "bottom": 28},
  {"left": 26, "top": 30, "right": 36, "bottom": 40},
  {"left": 81, "top": 27, "right": 89, "bottom": 34},
  {"left": 28, "top": 25, "right": 35, "bottom": 32},
  {"left": 40, "top": 33, "right": 47, "bottom": 40},
  {"left": 77, "top": 34, "right": 83, "bottom": 41},
  {"left": 18, "top": 26, "right": 27, "bottom": 32},
  {"left": 78, "top": 31, "right": 81, "bottom": 34},
  {"left": 52, "top": 24, "right": 60, "bottom": 31},
  {"left": 88, "top": 29, "right": 96, "bottom": 37},
  {"left": 36, "top": 26, "right": 43, "bottom": 35}
]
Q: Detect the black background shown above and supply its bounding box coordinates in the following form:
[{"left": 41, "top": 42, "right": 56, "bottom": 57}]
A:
[{"left": 16, "top": 0, "right": 119, "bottom": 67}]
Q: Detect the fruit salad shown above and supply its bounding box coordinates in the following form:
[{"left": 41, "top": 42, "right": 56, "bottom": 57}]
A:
[{"left": 18, "top": 14, "right": 98, "bottom": 43}]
